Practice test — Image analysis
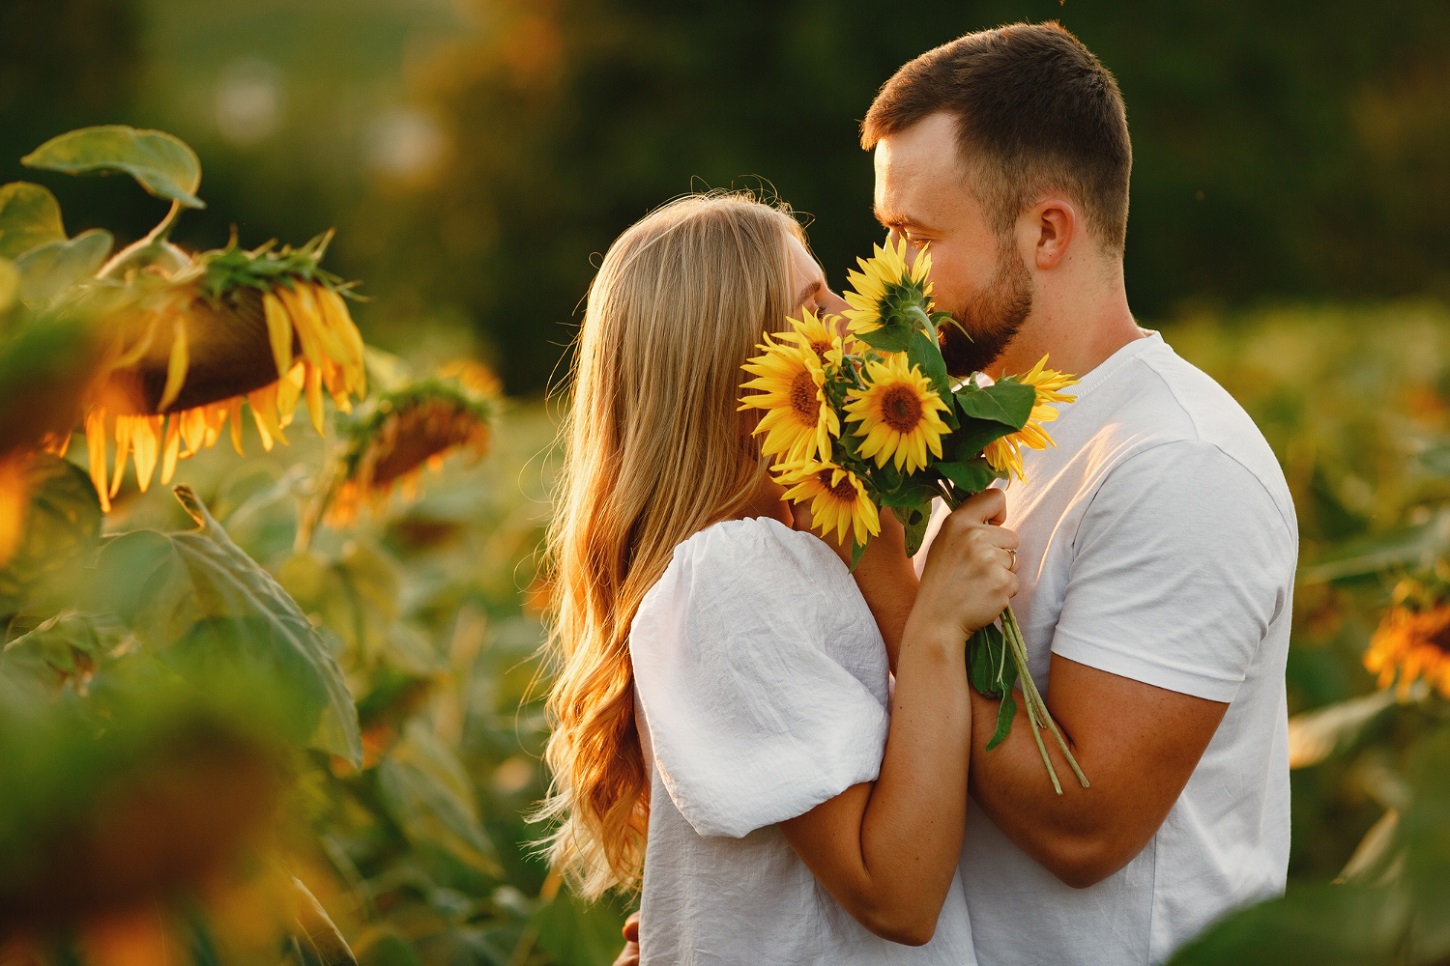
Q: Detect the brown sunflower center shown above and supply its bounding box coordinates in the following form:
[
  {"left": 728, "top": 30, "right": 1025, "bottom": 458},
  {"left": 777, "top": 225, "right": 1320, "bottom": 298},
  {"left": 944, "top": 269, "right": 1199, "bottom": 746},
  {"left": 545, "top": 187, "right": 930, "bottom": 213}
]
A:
[
  {"left": 880, "top": 384, "right": 924, "bottom": 433},
  {"left": 818, "top": 470, "right": 858, "bottom": 502},
  {"left": 790, "top": 369, "right": 819, "bottom": 423},
  {"left": 810, "top": 339, "right": 833, "bottom": 358}
]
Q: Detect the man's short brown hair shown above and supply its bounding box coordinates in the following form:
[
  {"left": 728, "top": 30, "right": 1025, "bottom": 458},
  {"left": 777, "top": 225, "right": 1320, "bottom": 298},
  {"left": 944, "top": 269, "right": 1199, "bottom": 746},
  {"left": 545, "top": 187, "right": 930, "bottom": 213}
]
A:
[{"left": 862, "top": 22, "right": 1131, "bottom": 254}]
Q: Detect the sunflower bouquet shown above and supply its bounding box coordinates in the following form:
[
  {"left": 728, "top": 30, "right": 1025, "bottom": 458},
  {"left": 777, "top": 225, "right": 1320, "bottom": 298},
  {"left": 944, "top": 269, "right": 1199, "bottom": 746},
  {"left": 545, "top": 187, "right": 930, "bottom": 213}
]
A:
[{"left": 740, "top": 238, "right": 1089, "bottom": 793}]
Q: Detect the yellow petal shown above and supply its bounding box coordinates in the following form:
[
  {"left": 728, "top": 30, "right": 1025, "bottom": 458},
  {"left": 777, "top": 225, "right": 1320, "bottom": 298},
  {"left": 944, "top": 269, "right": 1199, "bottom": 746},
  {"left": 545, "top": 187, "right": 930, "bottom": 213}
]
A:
[
  {"left": 133, "top": 415, "right": 161, "bottom": 492},
  {"left": 157, "top": 317, "right": 190, "bottom": 412},
  {"left": 277, "top": 364, "right": 304, "bottom": 427},
  {"left": 228, "top": 398, "right": 246, "bottom": 456},
  {"left": 305, "top": 365, "right": 325, "bottom": 435},
  {"left": 86, "top": 409, "right": 110, "bottom": 512},
  {"left": 0, "top": 456, "right": 29, "bottom": 568},
  {"left": 262, "top": 292, "right": 295, "bottom": 379},
  {"left": 317, "top": 286, "right": 367, "bottom": 395},
  {"left": 248, "top": 384, "right": 288, "bottom": 450},
  {"left": 180, "top": 407, "right": 208, "bottom": 457},
  {"left": 110, "top": 416, "right": 133, "bottom": 498},
  {"left": 161, "top": 415, "right": 182, "bottom": 484}
]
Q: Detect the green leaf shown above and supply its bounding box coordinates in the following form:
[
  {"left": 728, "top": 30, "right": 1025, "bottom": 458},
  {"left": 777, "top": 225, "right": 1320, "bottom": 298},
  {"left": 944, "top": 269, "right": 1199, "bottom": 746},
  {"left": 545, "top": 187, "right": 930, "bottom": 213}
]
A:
[
  {"left": 877, "top": 480, "right": 937, "bottom": 509},
  {"left": 0, "top": 258, "right": 18, "bottom": 319},
  {"left": 376, "top": 722, "right": 501, "bottom": 877},
  {"left": 894, "top": 502, "right": 932, "bottom": 557},
  {"left": 855, "top": 324, "right": 913, "bottom": 354},
  {"left": 14, "top": 229, "right": 112, "bottom": 306},
  {"left": 935, "top": 458, "right": 1000, "bottom": 495},
  {"left": 290, "top": 876, "right": 358, "bottom": 966},
  {"left": 89, "top": 486, "right": 362, "bottom": 766},
  {"left": 967, "top": 623, "right": 1013, "bottom": 696},
  {"left": 531, "top": 889, "right": 631, "bottom": 966},
  {"left": 905, "top": 329, "right": 953, "bottom": 401},
  {"left": 1399, "top": 728, "right": 1450, "bottom": 959},
  {"left": 947, "top": 420, "right": 1019, "bottom": 463},
  {"left": 986, "top": 687, "right": 1018, "bottom": 751},
  {"left": 0, "top": 455, "right": 103, "bottom": 617},
  {"left": 0, "top": 611, "right": 129, "bottom": 699},
  {"left": 1338, "top": 809, "right": 1400, "bottom": 885},
  {"left": 955, "top": 380, "right": 1035, "bottom": 429},
  {"left": 1299, "top": 508, "right": 1450, "bottom": 585},
  {"left": 23, "top": 126, "right": 205, "bottom": 209},
  {"left": 1164, "top": 883, "right": 1405, "bottom": 966},
  {"left": 0, "top": 183, "right": 66, "bottom": 260},
  {"left": 1286, "top": 689, "right": 1397, "bottom": 769},
  {"left": 274, "top": 540, "right": 401, "bottom": 668}
]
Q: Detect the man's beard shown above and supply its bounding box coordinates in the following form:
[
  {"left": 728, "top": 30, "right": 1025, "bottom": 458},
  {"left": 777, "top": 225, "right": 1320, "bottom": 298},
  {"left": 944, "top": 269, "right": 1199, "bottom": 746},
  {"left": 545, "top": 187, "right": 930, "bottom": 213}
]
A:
[{"left": 937, "top": 244, "right": 1033, "bottom": 378}]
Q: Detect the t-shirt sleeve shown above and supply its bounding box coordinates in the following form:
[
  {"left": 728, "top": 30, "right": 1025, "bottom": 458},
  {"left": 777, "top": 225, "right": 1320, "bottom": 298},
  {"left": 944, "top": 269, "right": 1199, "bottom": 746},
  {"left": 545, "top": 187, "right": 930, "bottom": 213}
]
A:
[
  {"left": 1051, "top": 440, "right": 1296, "bottom": 702},
  {"left": 631, "top": 522, "right": 890, "bottom": 839}
]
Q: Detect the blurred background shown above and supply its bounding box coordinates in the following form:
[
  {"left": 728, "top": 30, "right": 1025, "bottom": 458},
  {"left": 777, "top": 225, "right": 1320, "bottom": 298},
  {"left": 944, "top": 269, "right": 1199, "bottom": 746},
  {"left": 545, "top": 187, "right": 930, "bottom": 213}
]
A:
[
  {"left": 5, "top": 0, "right": 1448, "bottom": 392},
  {"left": 2, "top": 0, "right": 1449, "bottom": 963}
]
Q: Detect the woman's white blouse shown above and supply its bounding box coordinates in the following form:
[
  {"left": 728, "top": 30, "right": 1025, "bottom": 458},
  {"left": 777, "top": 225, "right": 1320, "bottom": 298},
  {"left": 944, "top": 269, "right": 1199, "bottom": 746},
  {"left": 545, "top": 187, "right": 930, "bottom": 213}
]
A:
[{"left": 630, "top": 516, "right": 975, "bottom": 965}]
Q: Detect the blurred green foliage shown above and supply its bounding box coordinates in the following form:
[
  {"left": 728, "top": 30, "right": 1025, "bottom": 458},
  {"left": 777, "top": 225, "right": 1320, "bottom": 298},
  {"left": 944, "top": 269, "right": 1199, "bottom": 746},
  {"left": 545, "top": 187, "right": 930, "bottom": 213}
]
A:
[{"left": 3, "top": 0, "right": 1447, "bottom": 391}]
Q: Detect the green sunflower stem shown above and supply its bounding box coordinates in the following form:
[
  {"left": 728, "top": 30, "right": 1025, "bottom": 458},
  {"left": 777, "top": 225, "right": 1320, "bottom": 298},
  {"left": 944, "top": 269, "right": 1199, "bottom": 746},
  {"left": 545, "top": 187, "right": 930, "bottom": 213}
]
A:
[
  {"left": 907, "top": 304, "right": 936, "bottom": 337},
  {"left": 1002, "top": 606, "right": 1091, "bottom": 791},
  {"left": 939, "top": 484, "right": 1089, "bottom": 792}
]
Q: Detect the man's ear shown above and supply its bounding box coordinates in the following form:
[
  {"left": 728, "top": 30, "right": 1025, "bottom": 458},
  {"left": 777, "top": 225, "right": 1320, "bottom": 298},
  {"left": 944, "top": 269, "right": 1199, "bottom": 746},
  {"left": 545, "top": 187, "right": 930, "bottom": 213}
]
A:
[{"left": 1031, "top": 197, "right": 1077, "bottom": 270}]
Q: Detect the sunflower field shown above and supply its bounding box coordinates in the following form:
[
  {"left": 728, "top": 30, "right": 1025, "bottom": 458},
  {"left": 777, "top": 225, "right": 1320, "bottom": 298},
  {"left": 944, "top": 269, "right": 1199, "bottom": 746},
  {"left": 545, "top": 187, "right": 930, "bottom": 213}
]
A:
[{"left": 2, "top": 119, "right": 1450, "bottom": 966}]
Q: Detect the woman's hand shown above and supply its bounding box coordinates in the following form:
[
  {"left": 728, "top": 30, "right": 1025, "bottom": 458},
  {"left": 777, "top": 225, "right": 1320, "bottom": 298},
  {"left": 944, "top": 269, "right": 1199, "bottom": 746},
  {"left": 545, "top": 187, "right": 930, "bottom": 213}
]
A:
[{"left": 912, "top": 489, "right": 1018, "bottom": 642}]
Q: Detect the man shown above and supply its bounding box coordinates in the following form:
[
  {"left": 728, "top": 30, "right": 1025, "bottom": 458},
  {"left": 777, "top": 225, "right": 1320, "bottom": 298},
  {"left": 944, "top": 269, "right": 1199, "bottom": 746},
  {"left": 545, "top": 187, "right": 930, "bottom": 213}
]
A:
[
  {"left": 856, "top": 21, "right": 1296, "bottom": 965},
  {"left": 616, "top": 21, "right": 1296, "bottom": 965}
]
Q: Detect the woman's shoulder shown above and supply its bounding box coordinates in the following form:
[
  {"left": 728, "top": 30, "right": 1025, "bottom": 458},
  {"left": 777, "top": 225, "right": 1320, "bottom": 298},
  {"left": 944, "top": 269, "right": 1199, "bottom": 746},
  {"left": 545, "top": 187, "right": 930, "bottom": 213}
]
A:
[{"left": 671, "top": 516, "right": 846, "bottom": 584}]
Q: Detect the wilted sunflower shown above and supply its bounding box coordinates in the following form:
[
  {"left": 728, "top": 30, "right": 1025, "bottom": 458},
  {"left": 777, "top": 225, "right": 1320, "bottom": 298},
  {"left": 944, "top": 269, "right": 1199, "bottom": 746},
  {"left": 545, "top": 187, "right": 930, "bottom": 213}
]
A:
[
  {"left": 1364, "top": 574, "right": 1450, "bottom": 699},
  {"left": 844, "top": 354, "right": 952, "bottom": 475},
  {"left": 320, "top": 362, "right": 499, "bottom": 527},
  {"left": 59, "top": 234, "right": 366, "bottom": 511},
  {"left": 739, "top": 332, "right": 838, "bottom": 464},
  {"left": 843, "top": 236, "right": 933, "bottom": 338},
  {"left": 776, "top": 460, "right": 880, "bottom": 547},
  {"left": 982, "top": 356, "right": 1078, "bottom": 484}
]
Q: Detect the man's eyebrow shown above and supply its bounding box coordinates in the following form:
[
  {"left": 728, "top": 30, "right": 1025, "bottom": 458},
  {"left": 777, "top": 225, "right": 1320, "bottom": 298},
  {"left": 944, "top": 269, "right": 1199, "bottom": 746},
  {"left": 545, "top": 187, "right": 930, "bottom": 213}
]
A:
[
  {"left": 873, "top": 204, "right": 916, "bottom": 229},
  {"left": 796, "top": 278, "right": 822, "bottom": 305}
]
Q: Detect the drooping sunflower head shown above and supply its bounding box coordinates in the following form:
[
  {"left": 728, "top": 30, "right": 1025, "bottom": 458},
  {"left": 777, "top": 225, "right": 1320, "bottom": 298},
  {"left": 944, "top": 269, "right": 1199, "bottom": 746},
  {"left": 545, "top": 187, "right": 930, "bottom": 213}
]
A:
[
  {"left": 983, "top": 355, "right": 1079, "bottom": 484},
  {"left": 322, "top": 362, "right": 500, "bottom": 527},
  {"left": 843, "top": 354, "right": 952, "bottom": 475},
  {"left": 739, "top": 332, "right": 840, "bottom": 465},
  {"left": 1364, "top": 571, "right": 1450, "bottom": 699},
  {"left": 72, "top": 235, "right": 368, "bottom": 511},
  {"left": 775, "top": 459, "right": 881, "bottom": 548},
  {"left": 843, "top": 235, "right": 933, "bottom": 336}
]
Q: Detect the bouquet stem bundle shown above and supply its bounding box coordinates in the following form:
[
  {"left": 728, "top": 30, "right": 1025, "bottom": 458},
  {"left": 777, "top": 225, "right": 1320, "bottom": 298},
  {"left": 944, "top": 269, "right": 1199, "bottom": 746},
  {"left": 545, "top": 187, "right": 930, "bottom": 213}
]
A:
[{"left": 741, "top": 237, "right": 1089, "bottom": 793}]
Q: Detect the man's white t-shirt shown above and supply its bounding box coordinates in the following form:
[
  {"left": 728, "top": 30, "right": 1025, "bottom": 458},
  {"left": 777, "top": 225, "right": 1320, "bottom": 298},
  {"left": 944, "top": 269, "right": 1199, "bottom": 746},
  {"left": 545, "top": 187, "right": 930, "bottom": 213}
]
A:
[
  {"left": 630, "top": 517, "right": 976, "bottom": 965},
  {"left": 928, "top": 332, "right": 1297, "bottom": 965}
]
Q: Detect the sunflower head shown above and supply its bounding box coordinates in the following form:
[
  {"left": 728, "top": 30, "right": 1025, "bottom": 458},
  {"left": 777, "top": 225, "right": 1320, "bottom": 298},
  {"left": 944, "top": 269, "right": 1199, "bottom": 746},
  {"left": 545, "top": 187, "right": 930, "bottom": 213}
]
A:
[
  {"left": 844, "top": 354, "right": 952, "bottom": 475},
  {"left": 75, "top": 235, "right": 368, "bottom": 511},
  {"left": 739, "top": 332, "right": 840, "bottom": 464},
  {"left": 981, "top": 356, "right": 1079, "bottom": 485},
  {"left": 323, "top": 362, "right": 499, "bottom": 526},
  {"left": 775, "top": 459, "right": 881, "bottom": 549},
  {"left": 1364, "top": 570, "right": 1450, "bottom": 699},
  {"left": 843, "top": 236, "right": 934, "bottom": 338},
  {"left": 775, "top": 308, "right": 849, "bottom": 368}
]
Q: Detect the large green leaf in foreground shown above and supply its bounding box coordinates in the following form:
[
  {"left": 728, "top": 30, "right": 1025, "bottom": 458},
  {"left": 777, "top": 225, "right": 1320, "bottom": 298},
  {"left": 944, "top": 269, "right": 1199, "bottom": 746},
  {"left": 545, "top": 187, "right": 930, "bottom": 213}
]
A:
[
  {"left": 22, "top": 126, "right": 205, "bottom": 209},
  {"left": 91, "top": 486, "right": 362, "bottom": 766}
]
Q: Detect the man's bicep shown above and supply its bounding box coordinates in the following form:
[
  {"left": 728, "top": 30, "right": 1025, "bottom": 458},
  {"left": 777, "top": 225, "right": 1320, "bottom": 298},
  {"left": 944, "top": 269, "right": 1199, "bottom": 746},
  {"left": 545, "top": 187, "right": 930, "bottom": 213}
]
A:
[{"left": 1047, "top": 655, "right": 1228, "bottom": 856}]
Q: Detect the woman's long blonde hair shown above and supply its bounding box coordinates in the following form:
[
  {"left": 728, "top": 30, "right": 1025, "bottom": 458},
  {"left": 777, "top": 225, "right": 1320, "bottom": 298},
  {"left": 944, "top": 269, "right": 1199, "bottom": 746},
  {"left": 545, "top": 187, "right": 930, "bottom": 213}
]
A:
[{"left": 537, "top": 192, "right": 804, "bottom": 898}]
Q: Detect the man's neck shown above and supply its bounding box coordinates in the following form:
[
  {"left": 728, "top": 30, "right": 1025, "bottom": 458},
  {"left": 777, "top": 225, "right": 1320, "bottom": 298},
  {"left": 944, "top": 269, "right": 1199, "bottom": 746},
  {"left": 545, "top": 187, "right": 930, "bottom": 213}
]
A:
[{"left": 990, "top": 267, "right": 1145, "bottom": 381}]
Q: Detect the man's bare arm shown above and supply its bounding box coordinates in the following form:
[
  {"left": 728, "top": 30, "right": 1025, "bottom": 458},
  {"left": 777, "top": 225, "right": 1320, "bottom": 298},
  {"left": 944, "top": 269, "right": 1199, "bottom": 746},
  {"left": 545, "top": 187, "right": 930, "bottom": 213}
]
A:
[{"left": 966, "top": 655, "right": 1227, "bottom": 887}]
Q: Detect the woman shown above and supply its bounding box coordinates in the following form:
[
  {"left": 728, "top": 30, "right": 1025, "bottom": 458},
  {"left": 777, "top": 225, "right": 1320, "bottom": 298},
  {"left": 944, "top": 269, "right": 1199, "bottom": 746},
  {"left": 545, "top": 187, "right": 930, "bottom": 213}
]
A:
[{"left": 537, "top": 192, "right": 1017, "bottom": 963}]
